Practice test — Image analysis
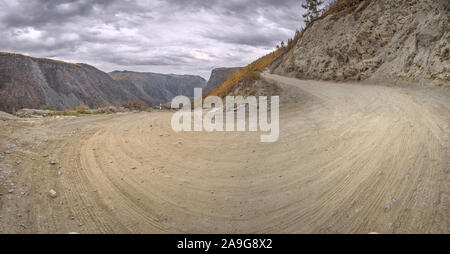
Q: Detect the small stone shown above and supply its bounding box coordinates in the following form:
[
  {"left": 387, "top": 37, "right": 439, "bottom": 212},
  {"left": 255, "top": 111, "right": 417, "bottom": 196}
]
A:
[
  {"left": 43, "top": 154, "right": 49, "bottom": 158},
  {"left": 57, "top": 171, "right": 63, "bottom": 176},
  {"left": 384, "top": 204, "right": 391, "bottom": 210},
  {"left": 68, "top": 232, "right": 80, "bottom": 234},
  {"left": 16, "top": 160, "right": 22, "bottom": 165},
  {"left": 8, "top": 189, "right": 14, "bottom": 193},
  {"left": 48, "top": 189, "right": 57, "bottom": 198},
  {"left": 50, "top": 161, "right": 57, "bottom": 165},
  {"left": 131, "top": 166, "right": 137, "bottom": 170}
]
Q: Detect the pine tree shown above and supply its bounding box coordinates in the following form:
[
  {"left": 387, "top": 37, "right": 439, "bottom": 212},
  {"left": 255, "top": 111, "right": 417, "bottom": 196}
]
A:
[{"left": 302, "top": 0, "right": 324, "bottom": 24}]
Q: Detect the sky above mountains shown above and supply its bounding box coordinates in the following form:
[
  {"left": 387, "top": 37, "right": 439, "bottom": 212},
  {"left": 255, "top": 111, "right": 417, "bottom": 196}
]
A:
[{"left": 0, "top": 0, "right": 304, "bottom": 78}]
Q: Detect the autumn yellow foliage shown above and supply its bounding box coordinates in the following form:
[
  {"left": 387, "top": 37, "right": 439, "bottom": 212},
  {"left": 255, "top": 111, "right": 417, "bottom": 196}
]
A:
[{"left": 208, "top": 47, "right": 285, "bottom": 98}]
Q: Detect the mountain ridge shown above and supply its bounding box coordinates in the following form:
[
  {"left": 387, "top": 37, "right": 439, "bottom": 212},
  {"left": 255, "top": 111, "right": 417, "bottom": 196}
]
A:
[
  {"left": 109, "top": 70, "right": 207, "bottom": 105},
  {"left": 0, "top": 52, "right": 210, "bottom": 113}
]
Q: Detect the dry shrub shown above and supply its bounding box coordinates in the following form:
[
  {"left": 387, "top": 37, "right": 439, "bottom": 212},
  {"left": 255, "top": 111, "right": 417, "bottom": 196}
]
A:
[
  {"left": 75, "top": 104, "right": 90, "bottom": 114},
  {"left": 122, "top": 101, "right": 147, "bottom": 111}
]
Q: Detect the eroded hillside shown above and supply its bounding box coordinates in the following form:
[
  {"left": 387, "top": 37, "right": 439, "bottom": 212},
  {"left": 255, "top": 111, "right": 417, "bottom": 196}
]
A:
[
  {"left": 0, "top": 53, "right": 208, "bottom": 113},
  {"left": 273, "top": 0, "right": 449, "bottom": 87},
  {"left": 0, "top": 53, "right": 137, "bottom": 113}
]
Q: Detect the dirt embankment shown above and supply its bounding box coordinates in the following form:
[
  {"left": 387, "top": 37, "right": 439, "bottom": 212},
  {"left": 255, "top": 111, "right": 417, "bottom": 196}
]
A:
[{"left": 0, "top": 73, "right": 448, "bottom": 234}]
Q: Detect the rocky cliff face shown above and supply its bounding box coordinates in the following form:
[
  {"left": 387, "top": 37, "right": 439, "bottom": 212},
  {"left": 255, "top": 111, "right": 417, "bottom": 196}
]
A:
[
  {"left": 110, "top": 71, "right": 206, "bottom": 105},
  {"left": 0, "top": 53, "right": 207, "bottom": 113},
  {"left": 204, "top": 67, "right": 241, "bottom": 95},
  {"left": 273, "top": 0, "right": 449, "bottom": 87},
  {"left": 0, "top": 53, "right": 137, "bottom": 113}
]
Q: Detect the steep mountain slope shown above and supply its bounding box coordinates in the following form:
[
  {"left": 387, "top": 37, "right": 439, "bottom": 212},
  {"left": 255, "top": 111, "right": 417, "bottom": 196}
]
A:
[
  {"left": 0, "top": 53, "right": 207, "bottom": 113},
  {"left": 208, "top": 49, "right": 285, "bottom": 98},
  {"left": 273, "top": 0, "right": 449, "bottom": 87},
  {"left": 203, "top": 67, "right": 241, "bottom": 95},
  {"left": 110, "top": 71, "right": 206, "bottom": 105},
  {"left": 0, "top": 52, "right": 137, "bottom": 113}
]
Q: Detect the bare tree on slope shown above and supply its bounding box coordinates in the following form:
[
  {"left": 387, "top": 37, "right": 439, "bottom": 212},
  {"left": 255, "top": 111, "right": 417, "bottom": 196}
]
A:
[{"left": 302, "top": 0, "right": 324, "bottom": 24}]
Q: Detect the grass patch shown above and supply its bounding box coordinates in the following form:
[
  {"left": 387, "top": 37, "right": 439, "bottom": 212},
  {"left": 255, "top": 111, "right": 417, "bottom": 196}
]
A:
[{"left": 61, "top": 111, "right": 79, "bottom": 116}]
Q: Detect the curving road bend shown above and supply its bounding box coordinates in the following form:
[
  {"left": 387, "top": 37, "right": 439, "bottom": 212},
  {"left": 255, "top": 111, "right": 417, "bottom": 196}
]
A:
[{"left": 0, "top": 73, "right": 448, "bottom": 234}]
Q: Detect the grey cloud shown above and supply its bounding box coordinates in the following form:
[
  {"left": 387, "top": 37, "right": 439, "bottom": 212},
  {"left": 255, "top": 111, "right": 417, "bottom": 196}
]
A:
[
  {"left": 1, "top": 0, "right": 112, "bottom": 28},
  {"left": 0, "top": 0, "right": 306, "bottom": 78},
  {"left": 206, "top": 31, "right": 289, "bottom": 47}
]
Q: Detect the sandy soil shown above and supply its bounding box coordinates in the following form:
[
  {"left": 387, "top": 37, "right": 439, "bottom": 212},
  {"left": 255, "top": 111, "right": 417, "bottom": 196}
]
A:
[{"left": 0, "top": 73, "right": 448, "bottom": 234}]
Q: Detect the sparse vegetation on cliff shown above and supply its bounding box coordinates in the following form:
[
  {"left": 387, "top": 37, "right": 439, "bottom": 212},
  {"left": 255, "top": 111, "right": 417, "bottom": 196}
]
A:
[{"left": 208, "top": 47, "right": 285, "bottom": 98}]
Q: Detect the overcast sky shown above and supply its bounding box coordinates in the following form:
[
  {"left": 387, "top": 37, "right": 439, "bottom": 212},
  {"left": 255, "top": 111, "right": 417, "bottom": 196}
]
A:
[{"left": 0, "top": 0, "right": 305, "bottom": 79}]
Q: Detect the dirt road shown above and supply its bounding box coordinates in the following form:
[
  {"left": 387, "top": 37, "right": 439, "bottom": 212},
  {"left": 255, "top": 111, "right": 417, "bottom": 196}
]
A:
[{"left": 0, "top": 73, "right": 448, "bottom": 233}]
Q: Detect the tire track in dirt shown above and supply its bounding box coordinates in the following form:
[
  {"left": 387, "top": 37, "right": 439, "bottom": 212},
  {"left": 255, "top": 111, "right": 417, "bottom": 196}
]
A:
[{"left": 1, "top": 74, "right": 448, "bottom": 233}]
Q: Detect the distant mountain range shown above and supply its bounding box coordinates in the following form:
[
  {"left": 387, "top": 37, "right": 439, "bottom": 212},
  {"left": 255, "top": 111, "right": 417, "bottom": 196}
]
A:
[
  {"left": 110, "top": 71, "right": 206, "bottom": 105},
  {"left": 0, "top": 52, "right": 239, "bottom": 113}
]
